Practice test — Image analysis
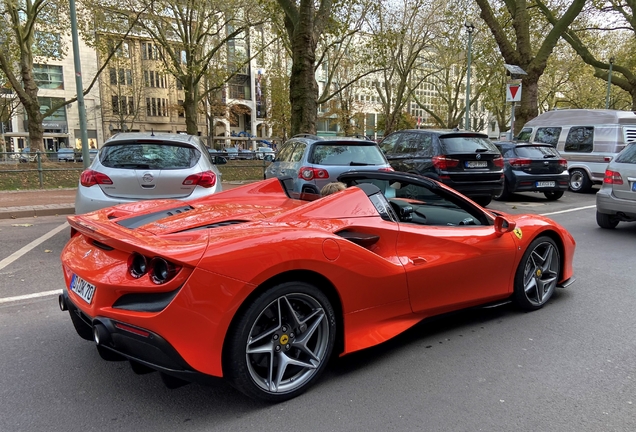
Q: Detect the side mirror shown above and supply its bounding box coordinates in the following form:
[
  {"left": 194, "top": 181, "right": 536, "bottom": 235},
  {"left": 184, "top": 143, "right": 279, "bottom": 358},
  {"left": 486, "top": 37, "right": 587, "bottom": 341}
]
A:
[{"left": 494, "top": 215, "right": 516, "bottom": 235}]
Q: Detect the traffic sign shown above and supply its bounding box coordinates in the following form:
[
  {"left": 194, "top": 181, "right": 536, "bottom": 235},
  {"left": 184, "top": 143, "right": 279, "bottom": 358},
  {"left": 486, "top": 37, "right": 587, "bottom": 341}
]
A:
[{"left": 506, "top": 83, "right": 522, "bottom": 102}]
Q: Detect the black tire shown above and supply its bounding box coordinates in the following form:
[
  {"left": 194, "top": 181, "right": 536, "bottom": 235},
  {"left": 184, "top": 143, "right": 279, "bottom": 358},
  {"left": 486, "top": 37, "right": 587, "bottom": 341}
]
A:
[
  {"left": 513, "top": 236, "right": 560, "bottom": 311},
  {"left": 224, "top": 281, "right": 336, "bottom": 403},
  {"left": 493, "top": 183, "right": 510, "bottom": 201},
  {"left": 69, "top": 310, "right": 94, "bottom": 341},
  {"left": 568, "top": 169, "right": 592, "bottom": 193},
  {"left": 544, "top": 191, "right": 564, "bottom": 201},
  {"left": 472, "top": 196, "right": 492, "bottom": 207},
  {"left": 596, "top": 211, "right": 619, "bottom": 229}
]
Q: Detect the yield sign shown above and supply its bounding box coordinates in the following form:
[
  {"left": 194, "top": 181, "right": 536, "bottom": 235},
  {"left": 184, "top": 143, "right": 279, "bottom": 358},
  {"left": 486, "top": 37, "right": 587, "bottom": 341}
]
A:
[{"left": 506, "top": 83, "right": 522, "bottom": 102}]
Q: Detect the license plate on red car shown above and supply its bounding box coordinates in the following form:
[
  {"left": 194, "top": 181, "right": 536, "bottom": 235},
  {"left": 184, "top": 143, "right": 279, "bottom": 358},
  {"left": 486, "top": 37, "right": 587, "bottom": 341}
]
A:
[
  {"left": 536, "top": 181, "right": 555, "bottom": 187},
  {"left": 465, "top": 161, "right": 487, "bottom": 168},
  {"left": 70, "top": 274, "right": 96, "bottom": 304}
]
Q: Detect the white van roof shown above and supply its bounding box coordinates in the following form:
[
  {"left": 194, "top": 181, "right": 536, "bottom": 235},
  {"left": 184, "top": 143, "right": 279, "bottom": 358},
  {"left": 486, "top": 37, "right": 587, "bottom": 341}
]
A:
[{"left": 524, "top": 109, "right": 636, "bottom": 127}]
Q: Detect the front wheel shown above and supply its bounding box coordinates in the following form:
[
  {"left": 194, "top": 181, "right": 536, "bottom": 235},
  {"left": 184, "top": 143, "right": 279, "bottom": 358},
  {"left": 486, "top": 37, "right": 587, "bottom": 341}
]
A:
[
  {"left": 224, "top": 282, "right": 336, "bottom": 403},
  {"left": 493, "top": 183, "right": 510, "bottom": 201},
  {"left": 513, "top": 236, "right": 561, "bottom": 311},
  {"left": 544, "top": 191, "right": 564, "bottom": 201}
]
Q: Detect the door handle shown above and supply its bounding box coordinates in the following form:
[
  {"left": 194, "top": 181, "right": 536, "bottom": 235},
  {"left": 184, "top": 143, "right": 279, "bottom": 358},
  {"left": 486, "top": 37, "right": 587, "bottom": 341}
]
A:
[{"left": 410, "top": 257, "right": 427, "bottom": 265}]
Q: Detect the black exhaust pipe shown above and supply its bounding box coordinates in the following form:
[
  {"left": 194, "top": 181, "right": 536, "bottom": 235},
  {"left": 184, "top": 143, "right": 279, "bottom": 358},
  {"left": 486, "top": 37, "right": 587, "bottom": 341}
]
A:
[{"left": 58, "top": 294, "right": 67, "bottom": 311}]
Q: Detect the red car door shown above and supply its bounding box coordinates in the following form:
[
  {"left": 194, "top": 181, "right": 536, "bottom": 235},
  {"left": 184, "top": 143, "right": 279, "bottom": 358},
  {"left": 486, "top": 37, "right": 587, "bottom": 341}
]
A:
[{"left": 397, "top": 223, "right": 518, "bottom": 315}]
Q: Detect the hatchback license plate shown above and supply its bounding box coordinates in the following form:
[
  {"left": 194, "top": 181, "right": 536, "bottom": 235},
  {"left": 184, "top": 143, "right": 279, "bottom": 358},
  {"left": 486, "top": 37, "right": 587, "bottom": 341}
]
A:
[
  {"left": 465, "top": 161, "right": 487, "bottom": 168},
  {"left": 536, "top": 181, "right": 555, "bottom": 188},
  {"left": 70, "top": 274, "right": 96, "bottom": 304}
]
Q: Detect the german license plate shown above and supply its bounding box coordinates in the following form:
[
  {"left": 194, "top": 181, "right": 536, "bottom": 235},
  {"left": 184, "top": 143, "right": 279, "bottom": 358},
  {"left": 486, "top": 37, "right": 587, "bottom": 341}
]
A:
[
  {"left": 70, "top": 274, "right": 96, "bottom": 304},
  {"left": 536, "top": 181, "right": 555, "bottom": 187},
  {"left": 465, "top": 161, "right": 487, "bottom": 168}
]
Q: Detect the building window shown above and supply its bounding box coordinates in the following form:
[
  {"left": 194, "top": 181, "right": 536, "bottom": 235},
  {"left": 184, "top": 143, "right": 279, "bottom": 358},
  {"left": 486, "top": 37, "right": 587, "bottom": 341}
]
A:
[
  {"left": 141, "top": 42, "right": 162, "bottom": 60},
  {"left": 177, "top": 100, "right": 185, "bottom": 117},
  {"left": 146, "top": 98, "right": 168, "bottom": 117},
  {"left": 112, "top": 96, "right": 120, "bottom": 115},
  {"left": 110, "top": 68, "right": 133, "bottom": 86},
  {"left": 34, "top": 32, "right": 62, "bottom": 58},
  {"left": 34, "top": 64, "right": 64, "bottom": 90},
  {"left": 144, "top": 70, "right": 166, "bottom": 88},
  {"left": 112, "top": 96, "right": 134, "bottom": 115}
]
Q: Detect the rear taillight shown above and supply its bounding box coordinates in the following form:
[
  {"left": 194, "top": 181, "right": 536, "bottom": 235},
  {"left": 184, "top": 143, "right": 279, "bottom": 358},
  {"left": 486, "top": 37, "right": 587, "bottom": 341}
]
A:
[
  {"left": 558, "top": 159, "right": 568, "bottom": 170},
  {"left": 509, "top": 158, "right": 531, "bottom": 168},
  {"left": 432, "top": 156, "right": 460, "bottom": 170},
  {"left": 299, "top": 167, "right": 329, "bottom": 180},
  {"left": 493, "top": 156, "right": 504, "bottom": 168},
  {"left": 183, "top": 171, "right": 217, "bottom": 188},
  {"left": 603, "top": 169, "right": 623, "bottom": 185},
  {"left": 80, "top": 170, "right": 113, "bottom": 187}
]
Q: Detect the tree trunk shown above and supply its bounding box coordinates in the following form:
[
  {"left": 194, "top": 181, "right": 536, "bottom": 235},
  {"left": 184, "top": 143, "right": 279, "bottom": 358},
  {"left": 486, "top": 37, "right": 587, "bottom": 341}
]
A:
[
  {"left": 516, "top": 75, "right": 540, "bottom": 135},
  {"left": 289, "top": 23, "right": 318, "bottom": 136},
  {"left": 184, "top": 79, "right": 199, "bottom": 135}
]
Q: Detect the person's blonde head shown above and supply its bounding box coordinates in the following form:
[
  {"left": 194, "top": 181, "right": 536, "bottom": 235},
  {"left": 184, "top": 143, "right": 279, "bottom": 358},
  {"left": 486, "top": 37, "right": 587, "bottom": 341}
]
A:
[{"left": 320, "top": 182, "right": 347, "bottom": 197}]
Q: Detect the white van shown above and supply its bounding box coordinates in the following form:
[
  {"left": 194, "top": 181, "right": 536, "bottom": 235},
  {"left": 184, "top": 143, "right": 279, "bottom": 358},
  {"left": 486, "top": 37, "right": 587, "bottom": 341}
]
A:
[{"left": 516, "top": 109, "right": 636, "bottom": 192}]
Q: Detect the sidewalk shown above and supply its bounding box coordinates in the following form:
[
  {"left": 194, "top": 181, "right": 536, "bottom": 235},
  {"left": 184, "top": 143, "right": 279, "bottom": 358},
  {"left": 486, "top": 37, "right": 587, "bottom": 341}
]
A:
[{"left": 0, "top": 181, "right": 254, "bottom": 220}]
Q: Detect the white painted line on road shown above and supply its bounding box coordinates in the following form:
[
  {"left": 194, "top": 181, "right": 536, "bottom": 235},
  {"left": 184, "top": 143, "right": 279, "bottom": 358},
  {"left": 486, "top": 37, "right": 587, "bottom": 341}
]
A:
[
  {"left": 0, "top": 289, "right": 62, "bottom": 304},
  {"left": 0, "top": 222, "right": 69, "bottom": 272},
  {"left": 540, "top": 205, "right": 596, "bottom": 217}
]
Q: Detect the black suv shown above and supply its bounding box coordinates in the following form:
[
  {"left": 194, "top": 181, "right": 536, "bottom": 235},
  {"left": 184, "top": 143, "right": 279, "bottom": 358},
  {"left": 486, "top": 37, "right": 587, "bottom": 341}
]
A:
[{"left": 379, "top": 130, "right": 504, "bottom": 206}]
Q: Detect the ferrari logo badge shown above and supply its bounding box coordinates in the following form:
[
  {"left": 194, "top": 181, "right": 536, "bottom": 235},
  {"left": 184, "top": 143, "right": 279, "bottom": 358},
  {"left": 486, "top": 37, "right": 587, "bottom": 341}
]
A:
[
  {"left": 513, "top": 228, "right": 522, "bottom": 239},
  {"left": 280, "top": 335, "right": 289, "bottom": 345}
]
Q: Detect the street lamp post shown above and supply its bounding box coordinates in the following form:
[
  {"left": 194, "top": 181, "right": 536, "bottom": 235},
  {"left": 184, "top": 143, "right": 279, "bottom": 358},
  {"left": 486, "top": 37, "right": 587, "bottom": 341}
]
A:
[
  {"left": 69, "top": 0, "right": 90, "bottom": 168},
  {"left": 605, "top": 57, "right": 615, "bottom": 109},
  {"left": 464, "top": 22, "right": 475, "bottom": 131}
]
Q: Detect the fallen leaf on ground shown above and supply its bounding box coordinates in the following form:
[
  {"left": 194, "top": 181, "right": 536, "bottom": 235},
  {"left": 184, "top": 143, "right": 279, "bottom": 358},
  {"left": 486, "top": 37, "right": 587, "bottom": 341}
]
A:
[{"left": 11, "top": 223, "right": 33, "bottom": 227}]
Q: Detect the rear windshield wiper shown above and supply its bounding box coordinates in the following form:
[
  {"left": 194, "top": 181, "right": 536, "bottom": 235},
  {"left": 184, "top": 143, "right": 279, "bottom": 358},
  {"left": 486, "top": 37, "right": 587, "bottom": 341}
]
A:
[
  {"left": 543, "top": 155, "right": 557, "bottom": 158},
  {"left": 350, "top": 161, "right": 372, "bottom": 166}
]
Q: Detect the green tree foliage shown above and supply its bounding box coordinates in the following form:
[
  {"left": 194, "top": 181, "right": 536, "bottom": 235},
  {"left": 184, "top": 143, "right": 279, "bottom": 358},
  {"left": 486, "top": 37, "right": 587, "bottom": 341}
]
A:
[
  {"left": 537, "top": 0, "right": 636, "bottom": 109},
  {"left": 475, "top": 0, "right": 586, "bottom": 134}
]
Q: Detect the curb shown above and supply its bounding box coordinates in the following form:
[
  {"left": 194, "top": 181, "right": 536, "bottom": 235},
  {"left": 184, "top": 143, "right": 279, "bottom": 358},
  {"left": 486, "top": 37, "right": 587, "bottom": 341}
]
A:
[{"left": 0, "top": 204, "right": 75, "bottom": 220}]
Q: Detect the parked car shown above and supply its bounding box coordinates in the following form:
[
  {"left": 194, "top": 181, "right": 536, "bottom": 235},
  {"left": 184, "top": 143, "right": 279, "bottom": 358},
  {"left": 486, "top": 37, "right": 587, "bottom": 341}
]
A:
[
  {"left": 256, "top": 146, "right": 275, "bottom": 161},
  {"left": 379, "top": 129, "right": 504, "bottom": 207},
  {"left": 75, "top": 132, "right": 223, "bottom": 214},
  {"left": 73, "top": 149, "right": 99, "bottom": 163},
  {"left": 238, "top": 148, "right": 255, "bottom": 160},
  {"left": 59, "top": 170, "right": 576, "bottom": 403},
  {"left": 516, "top": 109, "right": 636, "bottom": 192},
  {"left": 206, "top": 148, "right": 228, "bottom": 165},
  {"left": 493, "top": 141, "right": 569, "bottom": 201},
  {"left": 596, "top": 142, "right": 636, "bottom": 229},
  {"left": 57, "top": 147, "right": 76, "bottom": 162},
  {"left": 264, "top": 134, "right": 392, "bottom": 194},
  {"left": 223, "top": 147, "right": 239, "bottom": 160}
]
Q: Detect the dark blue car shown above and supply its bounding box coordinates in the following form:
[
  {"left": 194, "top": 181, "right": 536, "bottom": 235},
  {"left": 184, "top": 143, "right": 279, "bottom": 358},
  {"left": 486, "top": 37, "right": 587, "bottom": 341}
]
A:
[{"left": 493, "top": 141, "right": 569, "bottom": 201}]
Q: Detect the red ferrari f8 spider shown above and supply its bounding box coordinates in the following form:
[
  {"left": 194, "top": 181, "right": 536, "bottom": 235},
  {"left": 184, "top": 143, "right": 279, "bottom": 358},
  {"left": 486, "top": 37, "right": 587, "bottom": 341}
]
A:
[{"left": 60, "top": 170, "right": 576, "bottom": 402}]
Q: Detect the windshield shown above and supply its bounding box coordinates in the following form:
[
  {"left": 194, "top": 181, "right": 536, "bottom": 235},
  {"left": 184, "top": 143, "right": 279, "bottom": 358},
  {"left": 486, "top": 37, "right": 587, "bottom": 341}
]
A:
[
  {"left": 309, "top": 143, "right": 387, "bottom": 165},
  {"left": 100, "top": 143, "right": 200, "bottom": 169}
]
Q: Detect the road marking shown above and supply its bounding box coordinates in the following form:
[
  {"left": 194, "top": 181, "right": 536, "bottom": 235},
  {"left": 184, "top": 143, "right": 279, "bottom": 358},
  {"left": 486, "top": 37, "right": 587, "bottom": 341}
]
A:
[
  {"left": 540, "top": 205, "right": 596, "bottom": 216},
  {"left": 0, "top": 289, "right": 62, "bottom": 304},
  {"left": 0, "top": 222, "right": 69, "bottom": 272}
]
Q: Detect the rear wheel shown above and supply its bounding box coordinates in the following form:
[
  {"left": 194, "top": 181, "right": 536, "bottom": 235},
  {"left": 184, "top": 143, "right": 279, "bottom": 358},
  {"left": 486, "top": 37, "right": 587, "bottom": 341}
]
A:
[
  {"left": 224, "top": 282, "right": 336, "bottom": 403},
  {"left": 569, "top": 169, "right": 592, "bottom": 193},
  {"left": 596, "top": 211, "right": 619, "bottom": 229},
  {"left": 544, "top": 191, "right": 564, "bottom": 201},
  {"left": 513, "top": 236, "right": 560, "bottom": 311}
]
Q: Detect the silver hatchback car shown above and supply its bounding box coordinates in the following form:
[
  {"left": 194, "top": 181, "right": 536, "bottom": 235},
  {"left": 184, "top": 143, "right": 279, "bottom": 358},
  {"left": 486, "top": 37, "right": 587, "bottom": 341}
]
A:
[
  {"left": 75, "top": 132, "right": 223, "bottom": 214},
  {"left": 596, "top": 143, "right": 636, "bottom": 229},
  {"left": 264, "top": 134, "right": 392, "bottom": 194}
]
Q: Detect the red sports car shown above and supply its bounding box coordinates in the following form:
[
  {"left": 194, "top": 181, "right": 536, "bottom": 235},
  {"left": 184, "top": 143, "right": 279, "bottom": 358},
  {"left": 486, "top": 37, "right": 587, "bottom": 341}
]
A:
[{"left": 59, "top": 171, "right": 576, "bottom": 402}]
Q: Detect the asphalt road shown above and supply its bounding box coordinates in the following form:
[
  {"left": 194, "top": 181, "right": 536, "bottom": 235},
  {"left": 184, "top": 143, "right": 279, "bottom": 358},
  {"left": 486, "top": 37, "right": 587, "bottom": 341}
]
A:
[{"left": 1, "top": 189, "right": 635, "bottom": 432}]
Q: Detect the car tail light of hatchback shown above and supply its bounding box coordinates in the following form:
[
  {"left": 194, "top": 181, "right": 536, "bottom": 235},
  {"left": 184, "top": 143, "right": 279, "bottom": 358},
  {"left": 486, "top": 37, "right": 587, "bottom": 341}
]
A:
[
  {"left": 493, "top": 156, "right": 504, "bottom": 168},
  {"left": 558, "top": 159, "right": 568, "bottom": 170},
  {"left": 432, "top": 156, "right": 460, "bottom": 170},
  {"left": 183, "top": 171, "right": 217, "bottom": 188},
  {"left": 509, "top": 158, "right": 531, "bottom": 168},
  {"left": 299, "top": 167, "right": 329, "bottom": 180},
  {"left": 603, "top": 169, "right": 623, "bottom": 185},
  {"left": 80, "top": 170, "right": 113, "bottom": 187}
]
